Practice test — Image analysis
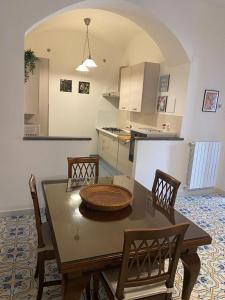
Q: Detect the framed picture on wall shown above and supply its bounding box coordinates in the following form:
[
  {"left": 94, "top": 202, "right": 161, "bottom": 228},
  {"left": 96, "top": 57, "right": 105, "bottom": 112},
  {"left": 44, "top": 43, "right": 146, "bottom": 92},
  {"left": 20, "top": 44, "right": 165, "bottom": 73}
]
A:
[
  {"left": 159, "top": 74, "right": 170, "bottom": 92},
  {"left": 202, "top": 90, "right": 219, "bottom": 112},
  {"left": 60, "top": 79, "right": 72, "bottom": 92},
  {"left": 78, "top": 81, "right": 90, "bottom": 94},
  {"left": 157, "top": 96, "right": 168, "bottom": 112}
]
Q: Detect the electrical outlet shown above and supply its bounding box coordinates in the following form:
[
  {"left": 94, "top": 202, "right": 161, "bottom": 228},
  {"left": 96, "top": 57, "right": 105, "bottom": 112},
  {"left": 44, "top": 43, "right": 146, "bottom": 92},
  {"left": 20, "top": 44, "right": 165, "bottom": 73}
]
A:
[{"left": 162, "top": 123, "right": 170, "bottom": 131}]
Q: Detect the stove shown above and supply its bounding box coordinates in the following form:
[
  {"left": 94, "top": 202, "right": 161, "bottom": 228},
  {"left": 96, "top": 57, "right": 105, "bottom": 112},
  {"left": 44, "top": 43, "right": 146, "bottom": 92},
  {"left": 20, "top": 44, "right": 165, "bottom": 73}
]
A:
[
  {"left": 101, "top": 127, "right": 129, "bottom": 137},
  {"left": 102, "top": 127, "right": 124, "bottom": 133}
]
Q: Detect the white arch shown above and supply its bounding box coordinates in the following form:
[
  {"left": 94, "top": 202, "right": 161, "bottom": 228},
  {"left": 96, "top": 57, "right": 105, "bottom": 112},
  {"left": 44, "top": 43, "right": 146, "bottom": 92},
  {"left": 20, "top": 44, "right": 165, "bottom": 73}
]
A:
[{"left": 25, "top": 0, "right": 190, "bottom": 67}]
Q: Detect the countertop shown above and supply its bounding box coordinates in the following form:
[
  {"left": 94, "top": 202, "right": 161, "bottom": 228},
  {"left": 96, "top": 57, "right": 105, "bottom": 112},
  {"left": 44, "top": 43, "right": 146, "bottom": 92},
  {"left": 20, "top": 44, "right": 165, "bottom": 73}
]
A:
[
  {"left": 23, "top": 136, "right": 91, "bottom": 141},
  {"left": 96, "top": 127, "right": 183, "bottom": 141},
  {"left": 96, "top": 128, "right": 131, "bottom": 142},
  {"left": 135, "top": 136, "right": 184, "bottom": 141}
]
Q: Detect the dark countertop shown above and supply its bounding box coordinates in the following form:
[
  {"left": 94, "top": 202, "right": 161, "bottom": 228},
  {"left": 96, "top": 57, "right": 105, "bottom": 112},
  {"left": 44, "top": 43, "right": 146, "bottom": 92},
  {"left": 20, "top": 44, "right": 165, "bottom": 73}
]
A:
[
  {"left": 23, "top": 136, "right": 91, "bottom": 141},
  {"left": 135, "top": 137, "right": 184, "bottom": 141}
]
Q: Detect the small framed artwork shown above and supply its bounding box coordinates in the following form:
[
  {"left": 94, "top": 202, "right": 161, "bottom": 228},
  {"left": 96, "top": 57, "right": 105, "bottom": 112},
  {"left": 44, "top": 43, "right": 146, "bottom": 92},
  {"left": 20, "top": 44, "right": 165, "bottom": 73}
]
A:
[
  {"left": 202, "top": 90, "right": 219, "bottom": 112},
  {"left": 159, "top": 74, "right": 170, "bottom": 92},
  {"left": 60, "top": 79, "right": 72, "bottom": 92},
  {"left": 157, "top": 96, "right": 168, "bottom": 112},
  {"left": 78, "top": 81, "right": 90, "bottom": 94}
]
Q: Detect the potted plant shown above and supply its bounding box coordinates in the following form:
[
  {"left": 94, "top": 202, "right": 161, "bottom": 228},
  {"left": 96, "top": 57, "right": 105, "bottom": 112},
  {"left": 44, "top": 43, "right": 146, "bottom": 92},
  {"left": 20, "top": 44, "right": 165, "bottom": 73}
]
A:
[{"left": 24, "top": 49, "right": 39, "bottom": 83}]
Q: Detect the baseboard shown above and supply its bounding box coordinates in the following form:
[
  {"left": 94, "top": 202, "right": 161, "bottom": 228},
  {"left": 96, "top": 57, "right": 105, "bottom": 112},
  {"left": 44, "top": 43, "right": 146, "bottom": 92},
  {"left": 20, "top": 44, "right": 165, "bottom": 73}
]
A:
[
  {"left": 179, "top": 185, "right": 225, "bottom": 196},
  {"left": 0, "top": 208, "right": 34, "bottom": 217},
  {"left": 0, "top": 206, "right": 46, "bottom": 217}
]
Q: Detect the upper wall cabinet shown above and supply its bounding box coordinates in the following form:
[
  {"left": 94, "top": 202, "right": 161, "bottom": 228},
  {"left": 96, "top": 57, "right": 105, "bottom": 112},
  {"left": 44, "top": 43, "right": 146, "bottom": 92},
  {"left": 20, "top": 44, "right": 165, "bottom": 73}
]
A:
[
  {"left": 119, "top": 67, "right": 131, "bottom": 111},
  {"left": 24, "top": 60, "right": 40, "bottom": 114},
  {"left": 119, "top": 62, "right": 160, "bottom": 113}
]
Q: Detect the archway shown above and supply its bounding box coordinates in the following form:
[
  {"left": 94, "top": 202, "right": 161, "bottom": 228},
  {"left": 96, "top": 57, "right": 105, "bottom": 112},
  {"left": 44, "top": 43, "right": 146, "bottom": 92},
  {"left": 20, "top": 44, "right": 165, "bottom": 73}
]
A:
[
  {"left": 24, "top": 1, "right": 190, "bottom": 150},
  {"left": 25, "top": 0, "right": 190, "bottom": 67}
]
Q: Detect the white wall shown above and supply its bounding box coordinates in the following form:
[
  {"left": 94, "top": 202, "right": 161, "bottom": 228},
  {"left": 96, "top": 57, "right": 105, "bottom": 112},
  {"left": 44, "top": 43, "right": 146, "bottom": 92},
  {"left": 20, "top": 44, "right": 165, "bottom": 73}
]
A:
[
  {"left": 121, "top": 31, "right": 164, "bottom": 65},
  {"left": 25, "top": 30, "right": 122, "bottom": 153},
  {"left": 0, "top": 140, "right": 90, "bottom": 212},
  {"left": 1, "top": 0, "right": 225, "bottom": 212},
  {"left": 159, "top": 63, "right": 190, "bottom": 116},
  {"left": 134, "top": 140, "right": 189, "bottom": 189}
]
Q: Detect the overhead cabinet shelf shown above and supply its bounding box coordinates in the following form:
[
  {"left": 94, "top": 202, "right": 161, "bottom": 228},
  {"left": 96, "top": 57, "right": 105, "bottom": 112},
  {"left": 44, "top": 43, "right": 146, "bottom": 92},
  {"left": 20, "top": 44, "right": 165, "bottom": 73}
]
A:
[
  {"left": 102, "top": 92, "right": 120, "bottom": 99},
  {"left": 119, "top": 62, "right": 160, "bottom": 113}
]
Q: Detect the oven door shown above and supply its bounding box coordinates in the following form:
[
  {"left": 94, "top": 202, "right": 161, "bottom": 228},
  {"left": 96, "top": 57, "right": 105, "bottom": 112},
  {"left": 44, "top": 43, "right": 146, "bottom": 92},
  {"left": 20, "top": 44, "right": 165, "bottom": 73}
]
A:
[{"left": 129, "top": 130, "right": 146, "bottom": 162}]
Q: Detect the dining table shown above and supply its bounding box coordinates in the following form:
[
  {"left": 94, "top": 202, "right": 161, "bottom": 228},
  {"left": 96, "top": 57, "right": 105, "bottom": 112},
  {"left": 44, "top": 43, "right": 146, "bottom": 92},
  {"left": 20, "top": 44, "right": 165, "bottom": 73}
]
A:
[{"left": 42, "top": 175, "right": 212, "bottom": 300}]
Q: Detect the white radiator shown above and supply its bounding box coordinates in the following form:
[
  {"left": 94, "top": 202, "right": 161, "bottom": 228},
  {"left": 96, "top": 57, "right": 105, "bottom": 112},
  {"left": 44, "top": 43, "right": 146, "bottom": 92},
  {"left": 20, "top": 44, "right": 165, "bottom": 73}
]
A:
[{"left": 187, "top": 141, "right": 221, "bottom": 189}]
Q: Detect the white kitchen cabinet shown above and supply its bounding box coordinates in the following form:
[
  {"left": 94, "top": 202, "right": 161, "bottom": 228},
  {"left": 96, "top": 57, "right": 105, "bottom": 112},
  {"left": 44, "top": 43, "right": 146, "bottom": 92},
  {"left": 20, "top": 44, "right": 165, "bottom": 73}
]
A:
[
  {"left": 24, "top": 60, "right": 40, "bottom": 114},
  {"left": 119, "top": 62, "right": 160, "bottom": 113},
  {"left": 117, "top": 140, "right": 133, "bottom": 177},
  {"left": 129, "top": 63, "right": 145, "bottom": 112},
  {"left": 98, "top": 132, "right": 118, "bottom": 169},
  {"left": 119, "top": 67, "right": 131, "bottom": 111}
]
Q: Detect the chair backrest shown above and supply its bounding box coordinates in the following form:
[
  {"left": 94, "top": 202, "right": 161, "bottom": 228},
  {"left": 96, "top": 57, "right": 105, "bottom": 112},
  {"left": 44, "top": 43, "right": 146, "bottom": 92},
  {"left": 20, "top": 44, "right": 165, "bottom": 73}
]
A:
[
  {"left": 67, "top": 156, "right": 99, "bottom": 179},
  {"left": 29, "top": 174, "right": 45, "bottom": 247},
  {"left": 152, "top": 169, "right": 181, "bottom": 208},
  {"left": 116, "top": 223, "right": 189, "bottom": 299}
]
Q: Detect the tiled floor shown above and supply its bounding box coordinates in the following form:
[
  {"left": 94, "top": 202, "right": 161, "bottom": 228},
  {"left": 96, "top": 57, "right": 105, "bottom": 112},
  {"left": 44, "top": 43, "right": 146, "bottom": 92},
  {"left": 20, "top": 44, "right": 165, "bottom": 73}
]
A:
[
  {"left": 0, "top": 194, "right": 225, "bottom": 300},
  {"left": 0, "top": 190, "right": 225, "bottom": 299}
]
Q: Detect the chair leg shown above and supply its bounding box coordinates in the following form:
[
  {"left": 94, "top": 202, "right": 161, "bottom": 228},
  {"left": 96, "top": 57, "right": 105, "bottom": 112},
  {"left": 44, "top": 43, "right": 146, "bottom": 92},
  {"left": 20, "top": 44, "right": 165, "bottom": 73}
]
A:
[
  {"left": 85, "top": 278, "right": 91, "bottom": 300},
  {"left": 166, "top": 293, "right": 172, "bottom": 300},
  {"left": 37, "top": 255, "right": 45, "bottom": 300},
  {"left": 92, "top": 274, "right": 100, "bottom": 300},
  {"left": 35, "top": 263, "right": 39, "bottom": 279},
  {"left": 35, "top": 253, "right": 40, "bottom": 279}
]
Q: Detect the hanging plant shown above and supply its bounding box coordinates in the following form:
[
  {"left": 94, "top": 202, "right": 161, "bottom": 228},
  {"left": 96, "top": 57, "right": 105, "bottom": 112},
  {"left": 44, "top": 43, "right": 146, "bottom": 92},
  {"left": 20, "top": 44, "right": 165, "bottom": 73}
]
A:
[{"left": 24, "top": 49, "right": 39, "bottom": 83}]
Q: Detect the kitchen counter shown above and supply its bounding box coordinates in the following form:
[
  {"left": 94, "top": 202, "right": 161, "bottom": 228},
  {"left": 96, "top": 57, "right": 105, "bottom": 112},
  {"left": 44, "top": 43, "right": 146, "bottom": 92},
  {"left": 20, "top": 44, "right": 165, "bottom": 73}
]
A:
[
  {"left": 135, "top": 136, "right": 184, "bottom": 141},
  {"left": 96, "top": 128, "right": 131, "bottom": 141},
  {"left": 96, "top": 127, "right": 183, "bottom": 141},
  {"left": 23, "top": 136, "right": 91, "bottom": 141}
]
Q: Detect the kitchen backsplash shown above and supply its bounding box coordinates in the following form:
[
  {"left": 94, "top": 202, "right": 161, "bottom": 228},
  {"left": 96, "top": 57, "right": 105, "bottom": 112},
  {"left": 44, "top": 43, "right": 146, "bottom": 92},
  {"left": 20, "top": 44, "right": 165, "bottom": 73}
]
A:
[
  {"left": 116, "top": 110, "right": 182, "bottom": 134},
  {"left": 156, "top": 114, "right": 182, "bottom": 134},
  {"left": 96, "top": 110, "right": 117, "bottom": 128}
]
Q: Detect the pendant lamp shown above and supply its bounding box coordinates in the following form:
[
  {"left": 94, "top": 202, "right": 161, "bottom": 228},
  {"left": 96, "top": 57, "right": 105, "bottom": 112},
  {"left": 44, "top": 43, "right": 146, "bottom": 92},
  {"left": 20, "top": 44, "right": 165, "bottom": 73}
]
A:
[{"left": 76, "top": 18, "right": 97, "bottom": 71}]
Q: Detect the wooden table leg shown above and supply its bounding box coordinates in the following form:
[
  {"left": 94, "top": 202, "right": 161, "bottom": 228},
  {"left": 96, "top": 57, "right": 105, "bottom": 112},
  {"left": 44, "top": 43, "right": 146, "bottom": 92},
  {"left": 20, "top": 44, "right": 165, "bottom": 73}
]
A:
[
  {"left": 62, "top": 273, "right": 91, "bottom": 300},
  {"left": 180, "top": 252, "right": 201, "bottom": 300}
]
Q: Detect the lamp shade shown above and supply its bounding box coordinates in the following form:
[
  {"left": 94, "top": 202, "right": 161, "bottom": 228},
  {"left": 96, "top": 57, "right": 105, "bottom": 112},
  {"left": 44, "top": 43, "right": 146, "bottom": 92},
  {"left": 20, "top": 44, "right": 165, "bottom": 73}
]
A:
[
  {"left": 84, "top": 56, "right": 97, "bottom": 68},
  {"left": 76, "top": 18, "right": 97, "bottom": 72},
  {"left": 76, "top": 63, "right": 89, "bottom": 72}
]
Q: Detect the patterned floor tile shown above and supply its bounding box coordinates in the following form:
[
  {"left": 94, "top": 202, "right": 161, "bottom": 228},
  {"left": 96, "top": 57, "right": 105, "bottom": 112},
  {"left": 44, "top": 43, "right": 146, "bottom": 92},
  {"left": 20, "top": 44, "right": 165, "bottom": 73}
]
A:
[{"left": 0, "top": 192, "right": 224, "bottom": 299}]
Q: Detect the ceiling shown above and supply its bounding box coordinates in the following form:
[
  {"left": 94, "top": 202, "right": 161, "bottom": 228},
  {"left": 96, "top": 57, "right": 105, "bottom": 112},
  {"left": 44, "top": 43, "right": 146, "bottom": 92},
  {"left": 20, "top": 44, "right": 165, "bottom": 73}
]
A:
[{"left": 30, "top": 9, "right": 148, "bottom": 50}]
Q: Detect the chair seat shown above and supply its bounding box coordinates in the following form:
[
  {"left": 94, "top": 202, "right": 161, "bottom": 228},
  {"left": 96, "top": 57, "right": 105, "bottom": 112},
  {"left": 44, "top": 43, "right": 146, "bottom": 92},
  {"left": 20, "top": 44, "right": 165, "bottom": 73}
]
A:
[
  {"left": 37, "top": 222, "right": 54, "bottom": 251},
  {"left": 102, "top": 268, "right": 169, "bottom": 300}
]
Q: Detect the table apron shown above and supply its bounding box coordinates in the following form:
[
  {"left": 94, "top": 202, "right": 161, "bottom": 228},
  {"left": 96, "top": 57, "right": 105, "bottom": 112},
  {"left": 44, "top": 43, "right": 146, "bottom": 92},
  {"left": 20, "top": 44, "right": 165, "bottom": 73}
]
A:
[{"left": 59, "top": 240, "right": 210, "bottom": 274}]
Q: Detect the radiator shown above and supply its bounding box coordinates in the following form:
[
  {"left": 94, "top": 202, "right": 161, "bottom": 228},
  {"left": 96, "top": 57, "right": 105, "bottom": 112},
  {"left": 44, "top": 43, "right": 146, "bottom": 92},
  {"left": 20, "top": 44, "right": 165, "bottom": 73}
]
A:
[{"left": 187, "top": 141, "right": 221, "bottom": 189}]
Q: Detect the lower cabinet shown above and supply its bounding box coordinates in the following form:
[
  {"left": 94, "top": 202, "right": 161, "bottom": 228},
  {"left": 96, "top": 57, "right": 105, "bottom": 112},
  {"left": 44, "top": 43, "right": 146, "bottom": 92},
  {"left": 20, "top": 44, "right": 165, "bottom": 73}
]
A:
[
  {"left": 98, "top": 132, "right": 118, "bottom": 169},
  {"left": 117, "top": 140, "right": 133, "bottom": 177},
  {"left": 98, "top": 132, "right": 132, "bottom": 177}
]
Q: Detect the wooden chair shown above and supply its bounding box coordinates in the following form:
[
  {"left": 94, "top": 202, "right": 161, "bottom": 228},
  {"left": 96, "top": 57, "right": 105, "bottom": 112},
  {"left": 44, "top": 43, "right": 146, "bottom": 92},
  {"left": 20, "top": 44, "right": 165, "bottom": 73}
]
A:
[
  {"left": 98, "top": 223, "right": 189, "bottom": 300},
  {"left": 152, "top": 169, "right": 181, "bottom": 209},
  {"left": 67, "top": 156, "right": 99, "bottom": 179},
  {"left": 29, "top": 175, "right": 61, "bottom": 300}
]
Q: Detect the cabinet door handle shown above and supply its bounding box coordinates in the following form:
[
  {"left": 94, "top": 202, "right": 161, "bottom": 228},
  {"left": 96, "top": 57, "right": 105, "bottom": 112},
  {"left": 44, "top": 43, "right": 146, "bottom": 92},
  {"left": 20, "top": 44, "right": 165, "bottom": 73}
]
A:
[
  {"left": 122, "top": 107, "right": 126, "bottom": 109},
  {"left": 132, "top": 108, "right": 137, "bottom": 111}
]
